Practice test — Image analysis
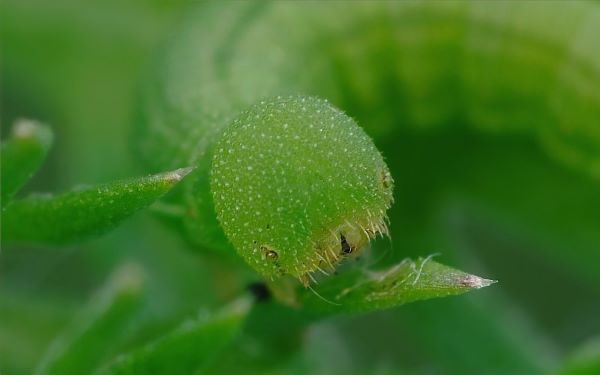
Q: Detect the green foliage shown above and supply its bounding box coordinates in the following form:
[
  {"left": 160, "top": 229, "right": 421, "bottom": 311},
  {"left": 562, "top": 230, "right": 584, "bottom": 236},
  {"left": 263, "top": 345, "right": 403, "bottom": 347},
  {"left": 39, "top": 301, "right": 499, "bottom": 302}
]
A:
[
  {"left": 36, "top": 263, "right": 145, "bottom": 375},
  {"left": 299, "top": 257, "right": 495, "bottom": 316},
  {"left": 97, "top": 297, "right": 251, "bottom": 375},
  {"left": 1, "top": 116, "right": 191, "bottom": 246},
  {"left": 1, "top": 119, "right": 53, "bottom": 208},
  {"left": 1, "top": 0, "right": 599, "bottom": 374},
  {"left": 1, "top": 167, "right": 192, "bottom": 245}
]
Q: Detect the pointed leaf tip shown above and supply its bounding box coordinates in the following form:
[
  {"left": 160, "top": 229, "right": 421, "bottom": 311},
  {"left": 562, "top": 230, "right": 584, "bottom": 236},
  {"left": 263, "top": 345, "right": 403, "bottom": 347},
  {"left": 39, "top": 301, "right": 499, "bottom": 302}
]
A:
[
  {"left": 12, "top": 118, "right": 53, "bottom": 148},
  {"left": 166, "top": 166, "right": 194, "bottom": 182},
  {"left": 2, "top": 168, "right": 191, "bottom": 245},
  {"left": 296, "top": 258, "right": 496, "bottom": 316},
  {"left": 459, "top": 275, "right": 497, "bottom": 289},
  {"left": 1, "top": 119, "right": 53, "bottom": 207}
]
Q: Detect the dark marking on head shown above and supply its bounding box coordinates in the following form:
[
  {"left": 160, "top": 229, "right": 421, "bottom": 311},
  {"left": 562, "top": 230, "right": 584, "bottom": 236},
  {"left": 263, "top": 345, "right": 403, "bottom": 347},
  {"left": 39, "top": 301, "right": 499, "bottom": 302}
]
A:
[
  {"left": 340, "top": 234, "right": 353, "bottom": 255},
  {"left": 380, "top": 169, "right": 392, "bottom": 189},
  {"left": 261, "top": 245, "right": 279, "bottom": 260},
  {"left": 266, "top": 224, "right": 271, "bottom": 229}
]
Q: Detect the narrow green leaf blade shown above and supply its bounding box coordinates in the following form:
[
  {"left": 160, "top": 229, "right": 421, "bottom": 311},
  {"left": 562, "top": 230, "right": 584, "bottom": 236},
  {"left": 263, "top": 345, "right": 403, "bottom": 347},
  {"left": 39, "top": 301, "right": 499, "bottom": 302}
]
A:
[
  {"left": 298, "top": 257, "right": 495, "bottom": 316},
  {"left": 1, "top": 167, "right": 192, "bottom": 245},
  {"left": 97, "top": 297, "right": 252, "bottom": 375},
  {"left": 36, "top": 263, "right": 146, "bottom": 375},
  {"left": 1, "top": 119, "right": 53, "bottom": 208}
]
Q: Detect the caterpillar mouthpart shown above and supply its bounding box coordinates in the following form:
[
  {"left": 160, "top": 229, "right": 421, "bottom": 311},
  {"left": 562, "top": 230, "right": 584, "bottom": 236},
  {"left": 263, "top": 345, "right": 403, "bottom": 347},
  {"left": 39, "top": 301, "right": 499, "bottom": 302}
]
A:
[{"left": 298, "top": 214, "right": 390, "bottom": 287}]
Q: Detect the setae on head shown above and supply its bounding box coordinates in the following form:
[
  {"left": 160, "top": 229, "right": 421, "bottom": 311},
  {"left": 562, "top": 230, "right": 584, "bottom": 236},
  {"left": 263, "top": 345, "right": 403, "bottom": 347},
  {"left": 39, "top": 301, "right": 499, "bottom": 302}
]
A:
[{"left": 211, "top": 96, "right": 393, "bottom": 285}]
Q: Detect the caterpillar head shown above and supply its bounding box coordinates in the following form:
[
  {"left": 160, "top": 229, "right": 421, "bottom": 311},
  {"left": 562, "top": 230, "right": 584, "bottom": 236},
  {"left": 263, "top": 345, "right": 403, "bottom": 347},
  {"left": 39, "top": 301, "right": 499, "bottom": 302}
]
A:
[{"left": 211, "top": 96, "right": 393, "bottom": 285}]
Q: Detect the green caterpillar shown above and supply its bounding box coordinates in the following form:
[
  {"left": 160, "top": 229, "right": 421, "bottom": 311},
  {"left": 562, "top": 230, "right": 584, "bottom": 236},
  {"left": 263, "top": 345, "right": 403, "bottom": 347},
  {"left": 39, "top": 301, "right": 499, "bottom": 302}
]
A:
[{"left": 135, "top": 1, "right": 600, "bottom": 283}]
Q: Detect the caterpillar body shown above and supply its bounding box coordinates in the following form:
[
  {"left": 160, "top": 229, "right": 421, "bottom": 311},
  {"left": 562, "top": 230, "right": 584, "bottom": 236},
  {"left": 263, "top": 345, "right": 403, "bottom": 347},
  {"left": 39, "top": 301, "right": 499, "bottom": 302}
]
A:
[{"left": 134, "top": 1, "right": 600, "bottom": 283}]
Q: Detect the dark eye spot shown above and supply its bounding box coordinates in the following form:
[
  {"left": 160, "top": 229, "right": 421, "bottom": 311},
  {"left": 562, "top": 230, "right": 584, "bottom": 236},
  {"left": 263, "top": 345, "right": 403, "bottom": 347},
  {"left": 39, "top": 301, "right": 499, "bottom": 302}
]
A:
[
  {"left": 340, "top": 234, "right": 353, "bottom": 255},
  {"left": 380, "top": 169, "right": 392, "bottom": 189},
  {"left": 266, "top": 224, "right": 270, "bottom": 229}
]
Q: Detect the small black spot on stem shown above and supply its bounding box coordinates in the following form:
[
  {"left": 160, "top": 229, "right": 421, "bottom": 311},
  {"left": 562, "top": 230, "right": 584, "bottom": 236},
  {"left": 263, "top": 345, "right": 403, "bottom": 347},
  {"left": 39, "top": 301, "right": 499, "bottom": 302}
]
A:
[{"left": 246, "top": 282, "right": 271, "bottom": 302}]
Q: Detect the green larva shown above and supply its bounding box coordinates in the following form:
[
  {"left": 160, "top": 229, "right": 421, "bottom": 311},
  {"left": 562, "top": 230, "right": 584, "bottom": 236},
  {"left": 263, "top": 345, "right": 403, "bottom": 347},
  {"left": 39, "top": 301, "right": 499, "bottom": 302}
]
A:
[
  {"left": 211, "top": 96, "right": 393, "bottom": 283},
  {"left": 135, "top": 1, "right": 600, "bottom": 282}
]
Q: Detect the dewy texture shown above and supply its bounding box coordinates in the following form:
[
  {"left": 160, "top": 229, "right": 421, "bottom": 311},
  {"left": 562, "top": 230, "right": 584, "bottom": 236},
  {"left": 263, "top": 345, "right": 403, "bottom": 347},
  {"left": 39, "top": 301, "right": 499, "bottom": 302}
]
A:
[{"left": 211, "top": 96, "right": 393, "bottom": 282}]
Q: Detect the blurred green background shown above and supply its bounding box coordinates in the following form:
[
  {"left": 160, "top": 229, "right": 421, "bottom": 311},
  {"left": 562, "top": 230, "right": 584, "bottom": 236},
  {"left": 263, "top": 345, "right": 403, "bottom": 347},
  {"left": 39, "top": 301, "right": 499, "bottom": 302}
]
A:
[{"left": 1, "top": 1, "right": 600, "bottom": 374}]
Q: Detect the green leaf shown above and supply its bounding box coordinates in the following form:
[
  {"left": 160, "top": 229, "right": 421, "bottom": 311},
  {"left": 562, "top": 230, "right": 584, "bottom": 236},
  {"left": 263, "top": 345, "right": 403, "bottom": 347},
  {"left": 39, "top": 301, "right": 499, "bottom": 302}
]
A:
[
  {"left": 36, "top": 263, "right": 146, "bottom": 375},
  {"left": 1, "top": 167, "right": 192, "bottom": 245},
  {"left": 96, "top": 297, "right": 252, "bottom": 375},
  {"left": 1, "top": 119, "right": 53, "bottom": 208},
  {"left": 297, "top": 257, "right": 495, "bottom": 316}
]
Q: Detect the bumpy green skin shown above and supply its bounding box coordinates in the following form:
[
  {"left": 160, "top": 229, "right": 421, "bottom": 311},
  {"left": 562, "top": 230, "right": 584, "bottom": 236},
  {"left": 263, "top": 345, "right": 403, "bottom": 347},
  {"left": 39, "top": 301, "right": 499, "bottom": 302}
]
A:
[
  {"left": 211, "top": 96, "right": 392, "bottom": 280},
  {"left": 135, "top": 1, "right": 600, "bottom": 277}
]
